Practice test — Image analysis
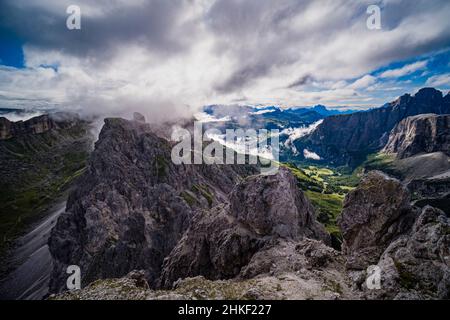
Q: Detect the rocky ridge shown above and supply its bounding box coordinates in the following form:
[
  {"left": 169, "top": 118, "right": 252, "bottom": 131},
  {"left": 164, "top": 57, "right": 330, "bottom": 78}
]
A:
[
  {"left": 158, "top": 168, "right": 330, "bottom": 288},
  {"left": 338, "top": 171, "right": 417, "bottom": 270}
]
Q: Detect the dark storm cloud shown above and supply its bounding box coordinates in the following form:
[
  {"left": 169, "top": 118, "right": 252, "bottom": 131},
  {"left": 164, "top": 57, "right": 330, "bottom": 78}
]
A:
[
  {"left": 215, "top": 64, "right": 271, "bottom": 93},
  {"left": 0, "top": 0, "right": 197, "bottom": 61},
  {"left": 288, "top": 74, "right": 314, "bottom": 89},
  {"left": 206, "top": 0, "right": 363, "bottom": 92},
  {"left": 206, "top": 0, "right": 308, "bottom": 93}
]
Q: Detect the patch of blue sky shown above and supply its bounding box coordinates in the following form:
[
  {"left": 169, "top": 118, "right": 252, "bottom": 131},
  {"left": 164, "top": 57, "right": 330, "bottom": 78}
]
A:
[{"left": 0, "top": 31, "right": 24, "bottom": 68}]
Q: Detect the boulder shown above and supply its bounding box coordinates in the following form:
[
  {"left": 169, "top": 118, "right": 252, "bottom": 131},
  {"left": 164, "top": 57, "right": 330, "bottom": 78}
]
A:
[{"left": 338, "top": 171, "right": 417, "bottom": 269}]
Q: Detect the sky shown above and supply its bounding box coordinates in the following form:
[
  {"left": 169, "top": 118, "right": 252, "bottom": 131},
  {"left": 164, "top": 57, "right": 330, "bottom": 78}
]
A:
[{"left": 0, "top": 0, "right": 450, "bottom": 120}]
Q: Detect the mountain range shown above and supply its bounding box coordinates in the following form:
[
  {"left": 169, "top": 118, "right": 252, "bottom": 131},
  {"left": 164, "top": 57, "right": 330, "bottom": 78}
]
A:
[
  {"left": 203, "top": 104, "right": 357, "bottom": 129},
  {"left": 300, "top": 88, "right": 450, "bottom": 166},
  {"left": 48, "top": 110, "right": 449, "bottom": 300},
  {"left": 0, "top": 87, "right": 449, "bottom": 300}
]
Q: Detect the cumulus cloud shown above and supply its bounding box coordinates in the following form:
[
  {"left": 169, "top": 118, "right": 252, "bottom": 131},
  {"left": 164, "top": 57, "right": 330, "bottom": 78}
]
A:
[
  {"left": 348, "top": 75, "right": 378, "bottom": 89},
  {"left": 426, "top": 73, "right": 450, "bottom": 87},
  {"left": 0, "top": 0, "right": 450, "bottom": 116},
  {"left": 379, "top": 60, "right": 428, "bottom": 78},
  {"left": 282, "top": 120, "right": 323, "bottom": 155},
  {"left": 303, "top": 149, "right": 321, "bottom": 160}
]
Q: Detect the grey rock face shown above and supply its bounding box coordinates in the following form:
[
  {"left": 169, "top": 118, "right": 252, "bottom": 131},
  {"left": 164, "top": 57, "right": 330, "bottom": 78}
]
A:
[
  {"left": 48, "top": 117, "right": 256, "bottom": 293},
  {"left": 53, "top": 246, "right": 358, "bottom": 300},
  {"left": 383, "top": 114, "right": 450, "bottom": 159},
  {"left": 366, "top": 206, "right": 450, "bottom": 300},
  {"left": 50, "top": 157, "right": 449, "bottom": 300},
  {"left": 158, "top": 168, "right": 330, "bottom": 288},
  {"left": 381, "top": 114, "right": 450, "bottom": 214},
  {"left": 339, "top": 171, "right": 417, "bottom": 270}
]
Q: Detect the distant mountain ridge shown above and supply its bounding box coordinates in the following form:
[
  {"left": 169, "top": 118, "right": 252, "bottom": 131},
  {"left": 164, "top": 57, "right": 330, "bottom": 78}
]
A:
[
  {"left": 301, "top": 88, "right": 450, "bottom": 166},
  {"left": 204, "top": 104, "right": 357, "bottom": 119},
  {"left": 308, "top": 105, "right": 357, "bottom": 116},
  {"left": 201, "top": 104, "right": 358, "bottom": 160},
  {"left": 0, "top": 113, "right": 79, "bottom": 140}
]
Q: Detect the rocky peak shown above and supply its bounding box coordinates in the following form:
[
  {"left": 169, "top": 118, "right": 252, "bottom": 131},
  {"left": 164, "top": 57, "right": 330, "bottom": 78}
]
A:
[
  {"left": 133, "top": 112, "right": 146, "bottom": 123},
  {"left": 366, "top": 205, "right": 449, "bottom": 299},
  {"left": 392, "top": 93, "right": 412, "bottom": 107},
  {"left": 339, "top": 170, "right": 449, "bottom": 299},
  {"left": 414, "top": 87, "right": 443, "bottom": 101},
  {"left": 312, "top": 105, "right": 328, "bottom": 113},
  {"left": 445, "top": 92, "right": 450, "bottom": 102}
]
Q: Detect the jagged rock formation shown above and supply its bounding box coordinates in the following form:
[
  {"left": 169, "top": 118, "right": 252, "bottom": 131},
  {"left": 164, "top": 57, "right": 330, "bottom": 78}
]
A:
[
  {"left": 48, "top": 116, "right": 334, "bottom": 295},
  {"left": 133, "top": 112, "right": 146, "bottom": 123},
  {"left": 408, "top": 176, "right": 450, "bottom": 215},
  {"left": 302, "top": 88, "right": 450, "bottom": 166},
  {"left": 53, "top": 193, "right": 450, "bottom": 301},
  {"left": 48, "top": 117, "right": 257, "bottom": 293},
  {"left": 158, "top": 168, "right": 330, "bottom": 288},
  {"left": 383, "top": 114, "right": 450, "bottom": 159}
]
